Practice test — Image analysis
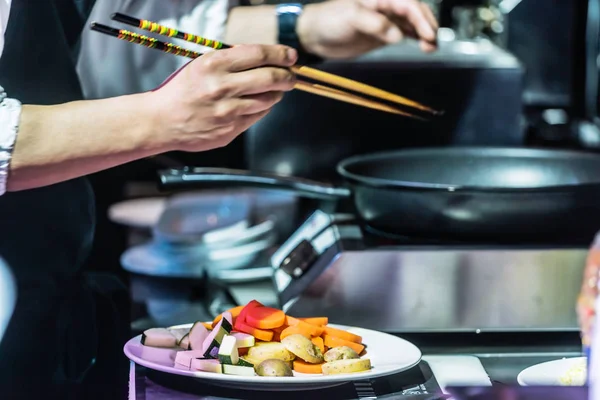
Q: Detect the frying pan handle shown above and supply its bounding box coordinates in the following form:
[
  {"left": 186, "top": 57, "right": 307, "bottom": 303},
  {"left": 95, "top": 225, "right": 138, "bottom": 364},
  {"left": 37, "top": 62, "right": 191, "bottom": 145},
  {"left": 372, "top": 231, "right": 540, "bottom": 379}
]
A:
[{"left": 158, "top": 168, "right": 352, "bottom": 200}]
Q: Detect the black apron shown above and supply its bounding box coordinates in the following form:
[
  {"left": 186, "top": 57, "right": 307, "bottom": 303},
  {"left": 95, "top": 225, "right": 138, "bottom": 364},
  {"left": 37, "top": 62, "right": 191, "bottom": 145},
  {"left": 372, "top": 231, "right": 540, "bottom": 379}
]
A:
[{"left": 0, "top": 1, "right": 128, "bottom": 398}]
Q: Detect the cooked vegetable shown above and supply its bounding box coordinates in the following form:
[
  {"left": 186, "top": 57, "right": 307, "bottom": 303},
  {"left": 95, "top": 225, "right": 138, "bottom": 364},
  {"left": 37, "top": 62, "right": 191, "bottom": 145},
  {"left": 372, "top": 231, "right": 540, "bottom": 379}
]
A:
[
  {"left": 299, "top": 317, "right": 328, "bottom": 326},
  {"left": 311, "top": 337, "right": 325, "bottom": 354},
  {"left": 237, "top": 358, "right": 255, "bottom": 368},
  {"left": 234, "top": 321, "right": 273, "bottom": 342},
  {"left": 322, "top": 326, "right": 362, "bottom": 344},
  {"left": 231, "top": 332, "right": 255, "bottom": 348},
  {"left": 140, "top": 299, "right": 374, "bottom": 379},
  {"left": 188, "top": 321, "right": 209, "bottom": 350},
  {"left": 280, "top": 325, "right": 311, "bottom": 341},
  {"left": 285, "top": 316, "right": 324, "bottom": 337},
  {"left": 218, "top": 335, "right": 239, "bottom": 365},
  {"left": 256, "top": 359, "right": 294, "bottom": 377},
  {"left": 323, "top": 335, "right": 365, "bottom": 355},
  {"left": 169, "top": 327, "right": 190, "bottom": 343},
  {"left": 174, "top": 349, "right": 205, "bottom": 369},
  {"left": 179, "top": 333, "right": 190, "bottom": 350},
  {"left": 202, "top": 311, "right": 233, "bottom": 359},
  {"left": 324, "top": 346, "right": 359, "bottom": 362},
  {"left": 247, "top": 342, "right": 295, "bottom": 363},
  {"left": 246, "top": 307, "right": 286, "bottom": 329},
  {"left": 212, "top": 305, "right": 245, "bottom": 328},
  {"left": 321, "top": 358, "right": 371, "bottom": 375},
  {"left": 140, "top": 346, "right": 178, "bottom": 365},
  {"left": 293, "top": 360, "right": 324, "bottom": 374},
  {"left": 222, "top": 364, "right": 256, "bottom": 376},
  {"left": 236, "top": 300, "right": 263, "bottom": 325},
  {"left": 281, "top": 334, "right": 324, "bottom": 364},
  {"left": 141, "top": 328, "right": 178, "bottom": 348},
  {"left": 191, "top": 359, "right": 223, "bottom": 373}
]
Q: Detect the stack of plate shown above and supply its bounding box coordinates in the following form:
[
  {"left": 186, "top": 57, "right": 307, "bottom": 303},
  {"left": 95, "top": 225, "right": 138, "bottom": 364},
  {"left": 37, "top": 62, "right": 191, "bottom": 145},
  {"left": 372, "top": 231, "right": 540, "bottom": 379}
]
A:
[{"left": 119, "top": 189, "right": 296, "bottom": 279}]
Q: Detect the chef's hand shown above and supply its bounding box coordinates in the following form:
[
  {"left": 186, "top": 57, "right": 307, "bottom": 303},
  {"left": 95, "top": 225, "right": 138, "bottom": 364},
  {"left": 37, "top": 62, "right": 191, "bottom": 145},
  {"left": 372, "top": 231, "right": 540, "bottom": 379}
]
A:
[
  {"left": 297, "top": 0, "right": 438, "bottom": 59},
  {"left": 149, "top": 44, "right": 297, "bottom": 152}
]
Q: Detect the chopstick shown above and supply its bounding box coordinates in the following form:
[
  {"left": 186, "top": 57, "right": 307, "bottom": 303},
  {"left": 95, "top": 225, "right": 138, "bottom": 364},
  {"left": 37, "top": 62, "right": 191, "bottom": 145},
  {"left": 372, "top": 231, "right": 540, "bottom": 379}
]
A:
[
  {"left": 91, "top": 23, "right": 423, "bottom": 119},
  {"left": 110, "top": 12, "right": 441, "bottom": 117}
]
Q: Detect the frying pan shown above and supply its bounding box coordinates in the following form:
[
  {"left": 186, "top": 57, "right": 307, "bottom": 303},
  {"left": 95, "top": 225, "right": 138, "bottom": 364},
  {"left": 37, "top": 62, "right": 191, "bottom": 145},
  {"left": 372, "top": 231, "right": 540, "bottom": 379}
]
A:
[{"left": 158, "top": 147, "right": 600, "bottom": 244}]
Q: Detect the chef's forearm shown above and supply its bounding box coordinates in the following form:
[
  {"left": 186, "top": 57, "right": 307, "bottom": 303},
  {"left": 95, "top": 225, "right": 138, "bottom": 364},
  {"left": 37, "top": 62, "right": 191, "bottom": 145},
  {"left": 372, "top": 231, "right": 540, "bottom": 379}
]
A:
[
  {"left": 7, "top": 93, "right": 163, "bottom": 192},
  {"left": 225, "top": 5, "right": 317, "bottom": 56},
  {"left": 225, "top": 6, "right": 279, "bottom": 45}
]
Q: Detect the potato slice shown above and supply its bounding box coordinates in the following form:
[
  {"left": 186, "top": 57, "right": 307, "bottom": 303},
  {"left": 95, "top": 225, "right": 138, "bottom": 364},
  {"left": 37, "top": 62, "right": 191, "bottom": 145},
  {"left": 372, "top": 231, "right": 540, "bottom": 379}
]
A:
[
  {"left": 247, "top": 342, "right": 296, "bottom": 363},
  {"left": 322, "top": 359, "right": 372, "bottom": 375},
  {"left": 281, "top": 334, "right": 324, "bottom": 364},
  {"left": 256, "top": 359, "right": 294, "bottom": 377},
  {"left": 324, "top": 346, "right": 359, "bottom": 362}
]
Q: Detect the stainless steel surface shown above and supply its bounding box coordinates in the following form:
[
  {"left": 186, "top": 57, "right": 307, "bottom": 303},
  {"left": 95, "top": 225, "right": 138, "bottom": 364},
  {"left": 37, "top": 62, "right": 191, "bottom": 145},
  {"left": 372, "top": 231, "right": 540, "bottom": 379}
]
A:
[{"left": 284, "top": 248, "right": 586, "bottom": 332}]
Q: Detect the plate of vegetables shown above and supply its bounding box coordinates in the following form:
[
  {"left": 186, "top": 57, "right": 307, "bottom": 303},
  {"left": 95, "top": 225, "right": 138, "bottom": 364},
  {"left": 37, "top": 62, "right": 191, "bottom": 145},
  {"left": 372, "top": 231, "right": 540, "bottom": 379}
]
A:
[{"left": 123, "top": 300, "right": 422, "bottom": 390}]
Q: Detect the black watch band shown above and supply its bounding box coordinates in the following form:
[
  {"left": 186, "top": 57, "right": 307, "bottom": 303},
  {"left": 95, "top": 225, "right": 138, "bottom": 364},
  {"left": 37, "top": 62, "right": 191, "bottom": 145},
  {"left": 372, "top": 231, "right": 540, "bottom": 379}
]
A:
[{"left": 276, "top": 3, "right": 322, "bottom": 64}]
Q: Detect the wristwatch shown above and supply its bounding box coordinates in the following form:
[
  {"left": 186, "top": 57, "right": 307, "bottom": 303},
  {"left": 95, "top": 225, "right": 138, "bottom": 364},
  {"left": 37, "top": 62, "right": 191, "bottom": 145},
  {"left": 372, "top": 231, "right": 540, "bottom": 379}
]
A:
[{"left": 276, "top": 3, "right": 322, "bottom": 64}]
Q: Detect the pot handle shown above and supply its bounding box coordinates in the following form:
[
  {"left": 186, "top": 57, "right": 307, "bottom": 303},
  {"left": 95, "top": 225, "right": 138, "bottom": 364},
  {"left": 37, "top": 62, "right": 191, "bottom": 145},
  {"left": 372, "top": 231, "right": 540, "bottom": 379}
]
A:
[{"left": 158, "top": 168, "right": 352, "bottom": 200}]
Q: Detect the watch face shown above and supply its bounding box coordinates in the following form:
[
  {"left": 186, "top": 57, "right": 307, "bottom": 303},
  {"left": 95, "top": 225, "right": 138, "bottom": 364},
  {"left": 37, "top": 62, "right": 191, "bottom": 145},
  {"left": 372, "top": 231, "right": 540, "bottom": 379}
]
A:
[{"left": 276, "top": 3, "right": 303, "bottom": 15}]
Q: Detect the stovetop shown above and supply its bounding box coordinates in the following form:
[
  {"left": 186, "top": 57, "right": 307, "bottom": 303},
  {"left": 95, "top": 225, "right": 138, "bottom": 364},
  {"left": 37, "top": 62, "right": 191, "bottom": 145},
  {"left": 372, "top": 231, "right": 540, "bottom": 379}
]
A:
[
  {"left": 130, "top": 355, "right": 495, "bottom": 400},
  {"left": 269, "top": 211, "right": 588, "bottom": 333}
]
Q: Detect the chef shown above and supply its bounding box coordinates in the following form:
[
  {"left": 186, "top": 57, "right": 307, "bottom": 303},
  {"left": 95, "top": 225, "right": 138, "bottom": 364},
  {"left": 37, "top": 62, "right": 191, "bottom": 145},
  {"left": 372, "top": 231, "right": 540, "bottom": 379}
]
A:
[
  {"left": 77, "top": 0, "right": 439, "bottom": 99},
  {"left": 0, "top": 0, "right": 438, "bottom": 398}
]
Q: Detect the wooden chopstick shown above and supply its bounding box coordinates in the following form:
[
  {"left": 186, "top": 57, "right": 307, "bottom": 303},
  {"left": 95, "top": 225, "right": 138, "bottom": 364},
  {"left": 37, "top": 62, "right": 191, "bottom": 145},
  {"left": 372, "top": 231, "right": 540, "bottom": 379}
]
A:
[
  {"left": 90, "top": 23, "right": 203, "bottom": 58},
  {"left": 111, "top": 12, "right": 441, "bottom": 116},
  {"left": 91, "top": 23, "right": 423, "bottom": 118}
]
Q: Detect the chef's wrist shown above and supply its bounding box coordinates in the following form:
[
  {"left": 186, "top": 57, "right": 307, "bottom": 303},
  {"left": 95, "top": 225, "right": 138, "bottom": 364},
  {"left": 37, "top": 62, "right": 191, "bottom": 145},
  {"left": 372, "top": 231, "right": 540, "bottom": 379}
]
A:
[{"left": 278, "top": 3, "right": 323, "bottom": 64}]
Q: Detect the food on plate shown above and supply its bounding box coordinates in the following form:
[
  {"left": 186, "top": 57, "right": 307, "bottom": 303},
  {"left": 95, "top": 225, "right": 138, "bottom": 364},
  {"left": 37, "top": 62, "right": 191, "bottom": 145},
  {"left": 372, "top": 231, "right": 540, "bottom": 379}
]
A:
[
  {"left": 170, "top": 327, "right": 190, "bottom": 343},
  {"left": 323, "top": 335, "right": 364, "bottom": 355},
  {"left": 293, "top": 359, "right": 324, "bottom": 374},
  {"left": 138, "top": 299, "right": 372, "bottom": 377},
  {"left": 247, "top": 342, "right": 296, "bottom": 363},
  {"left": 321, "top": 359, "right": 372, "bottom": 375},
  {"left": 558, "top": 359, "right": 587, "bottom": 386},
  {"left": 189, "top": 321, "right": 209, "bottom": 350},
  {"left": 141, "top": 328, "right": 178, "bottom": 348},
  {"left": 256, "top": 359, "right": 294, "bottom": 377},
  {"left": 202, "top": 311, "right": 233, "bottom": 358},
  {"left": 175, "top": 349, "right": 206, "bottom": 369},
  {"left": 324, "top": 346, "right": 359, "bottom": 362},
  {"left": 231, "top": 332, "right": 255, "bottom": 348},
  {"left": 218, "top": 335, "right": 240, "bottom": 365},
  {"left": 282, "top": 334, "right": 324, "bottom": 364},
  {"left": 179, "top": 333, "right": 190, "bottom": 350}
]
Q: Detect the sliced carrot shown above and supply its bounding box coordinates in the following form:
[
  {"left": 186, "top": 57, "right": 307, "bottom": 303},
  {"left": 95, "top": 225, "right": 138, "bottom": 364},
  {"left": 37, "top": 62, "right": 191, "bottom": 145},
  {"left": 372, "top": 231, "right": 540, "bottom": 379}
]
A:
[
  {"left": 238, "top": 347, "right": 249, "bottom": 356},
  {"left": 246, "top": 307, "right": 286, "bottom": 329},
  {"left": 293, "top": 360, "right": 324, "bottom": 374},
  {"left": 201, "top": 322, "right": 213, "bottom": 330},
  {"left": 322, "top": 326, "right": 362, "bottom": 344},
  {"left": 299, "top": 317, "right": 328, "bottom": 326},
  {"left": 236, "top": 300, "right": 264, "bottom": 325},
  {"left": 234, "top": 320, "right": 273, "bottom": 342},
  {"left": 272, "top": 330, "right": 282, "bottom": 342},
  {"left": 285, "top": 316, "right": 324, "bottom": 337},
  {"left": 311, "top": 336, "right": 325, "bottom": 354},
  {"left": 280, "top": 325, "right": 312, "bottom": 340},
  {"left": 323, "top": 334, "right": 365, "bottom": 354},
  {"left": 272, "top": 324, "right": 288, "bottom": 333},
  {"left": 212, "top": 305, "right": 245, "bottom": 328}
]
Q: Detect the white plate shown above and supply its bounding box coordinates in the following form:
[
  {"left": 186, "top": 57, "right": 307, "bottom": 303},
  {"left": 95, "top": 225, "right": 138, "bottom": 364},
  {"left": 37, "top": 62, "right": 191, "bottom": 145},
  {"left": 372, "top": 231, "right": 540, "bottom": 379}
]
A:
[
  {"left": 517, "top": 357, "right": 587, "bottom": 386},
  {"left": 123, "top": 323, "right": 422, "bottom": 391},
  {"left": 108, "top": 198, "right": 167, "bottom": 228}
]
